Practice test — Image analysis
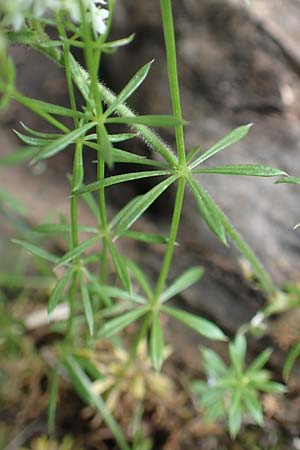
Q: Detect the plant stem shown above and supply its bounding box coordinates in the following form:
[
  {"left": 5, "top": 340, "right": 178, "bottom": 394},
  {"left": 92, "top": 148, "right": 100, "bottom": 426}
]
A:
[
  {"left": 80, "top": 3, "right": 109, "bottom": 282},
  {"left": 153, "top": 177, "right": 186, "bottom": 303},
  {"left": 151, "top": 1, "right": 188, "bottom": 304},
  {"left": 57, "top": 17, "right": 79, "bottom": 129},
  {"left": 160, "top": 0, "right": 186, "bottom": 166}
]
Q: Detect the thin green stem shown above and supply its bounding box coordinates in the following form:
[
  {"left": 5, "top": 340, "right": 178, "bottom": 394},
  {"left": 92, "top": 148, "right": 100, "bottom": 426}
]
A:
[
  {"left": 114, "top": 312, "right": 151, "bottom": 383},
  {"left": 160, "top": 0, "right": 186, "bottom": 166},
  {"left": 57, "top": 17, "right": 79, "bottom": 129},
  {"left": 80, "top": 1, "right": 109, "bottom": 281},
  {"left": 153, "top": 177, "right": 186, "bottom": 304}
]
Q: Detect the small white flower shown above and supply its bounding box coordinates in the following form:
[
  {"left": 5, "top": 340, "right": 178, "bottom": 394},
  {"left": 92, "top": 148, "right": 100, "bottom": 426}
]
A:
[
  {"left": 89, "top": 3, "right": 109, "bottom": 35},
  {"left": 0, "top": 0, "right": 109, "bottom": 35}
]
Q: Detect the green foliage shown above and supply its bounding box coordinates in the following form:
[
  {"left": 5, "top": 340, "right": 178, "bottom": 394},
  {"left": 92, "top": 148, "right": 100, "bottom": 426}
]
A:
[
  {"left": 192, "top": 334, "right": 286, "bottom": 438},
  {"left": 0, "top": 0, "right": 290, "bottom": 446}
]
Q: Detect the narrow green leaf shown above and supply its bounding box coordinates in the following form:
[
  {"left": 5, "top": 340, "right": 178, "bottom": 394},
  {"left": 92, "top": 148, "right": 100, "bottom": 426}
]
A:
[
  {"left": 201, "top": 348, "right": 227, "bottom": 378},
  {"left": 229, "top": 336, "right": 246, "bottom": 376},
  {"left": 99, "top": 124, "right": 114, "bottom": 168},
  {"left": 106, "top": 115, "right": 183, "bottom": 128},
  {"left": 105, "top": 61, "right": 153, "bottom": 116},
  {"left": 107, "top": 240, "right": 132, "bottom": 292},
  {"left": 98, "top": 306, "right": 148, "bottom": 338},
  {"left": 0, "top": 147, "right": 38, "bottom": 165},
  {"left": 16, "top": 95, "right": 86, "bottom": 118},
  {"left": 188, "top": 177, "right": 227, "bottom": 244},
  {"left": 76, "top": 170, "right": 171, "bottom": 194},
  {"left": 233, "top": 333, "right": 247, "bottom": 369},
  {"left": 88, "top": 274, "right": 146, "bottom": 304},
  {"left": 121, "top": 230, "right": 169, "bottom": 245},
  {"left": 193, "top": 165, "right": 288, "bottom": 177},
  {"left": 161, "top": 305, "right": 227, "bottom": 341},
  {"left": 33, "top": 122, "right": 95, "bottom": 162},
  {"left": 112, "top": 148, "right": 168, "bottom": 168},
  {"left": 114, "top": 176, "right": 177, "bottom": 234},
  {"left": 80, "top": 280, "right": 94, "bottom": 336},
  {"left": 73, "top": 354, "right": 104, "bottom": 380},
  {"left": 57, "top": 235, "right": 100, "bottom": 267},
  {"left": 191, "top": 124, "right": 253, "bottom": 168},
  {"left": 251, "top": 380, "right": 287, "bottom": 394},
  {"left": 48, "top": 269, "right": 73, "bottom": 314},
  {"left": 0, "top": 189, "right": 26, "bottom": 215},
  {"left": 126, "top": 259, "right": 153, "bottom": 299},
  {"left": 34, "top": 223, "right": 71, "bottom": 234},
  {"left": 47, "top": 368, "right": 59, "bottom": 433},
  {"left": 247, "top": 348, "right": 272, "bottom": 374},
  {"left": 283, "top": 342, "right": 300, "bottom": 381},
  {"left": 73, "top": 145, "right": 84, "bottom": 191},
  {"left": 85, "top": 141, "right": 167, "bottom": 167},
  {"left": 33, "top": 223, "right": 98, "bottom": 235},
  {"left": 101, "top": 302, "right": 135, "bottom": 319},
  {"left": 276, "top": 176, "right": 300, "bottom": 185},
  {"left": 160, "top": 266, "right": 204, "bottom": 302},
  {"left": 150, "top": 312, "right": 164, "bottom": 371},
  {"left": 63, "top": 355, "right": 130, "bottom": 450},
  {"left": 187, "top": 145, "right": 202, "bottom": 164},
  {"left": 109, "top": 133, "right": 137, "bottom": 143},
  {"left": 20, "top": 121, "right": 61, "bottom": 139},
  {"left": 13, "top": 129, "right": 54, "bottom": 147},
  {"left": 12, "top": 239, "right": 59, "bottom": 263},
  {"left": 242, "top": 389, "right": 264, "bottom": 425},
  {"left": 80, "top": 191, "right": 101, "bottom": 222},
  {"left": 102, "top": 33, "right": 135, "bottom": 51},
  {"left": 228, "top": 389, "right": 243, "bottom": 438}
]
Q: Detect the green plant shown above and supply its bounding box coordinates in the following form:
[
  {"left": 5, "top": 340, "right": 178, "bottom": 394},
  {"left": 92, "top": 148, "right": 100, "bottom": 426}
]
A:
[
  {"left": 0, "top": 0, "right": 289, "bottom": 446},
  {"left": 191, "top": 333, "right": 286, "bottom": 438}
]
